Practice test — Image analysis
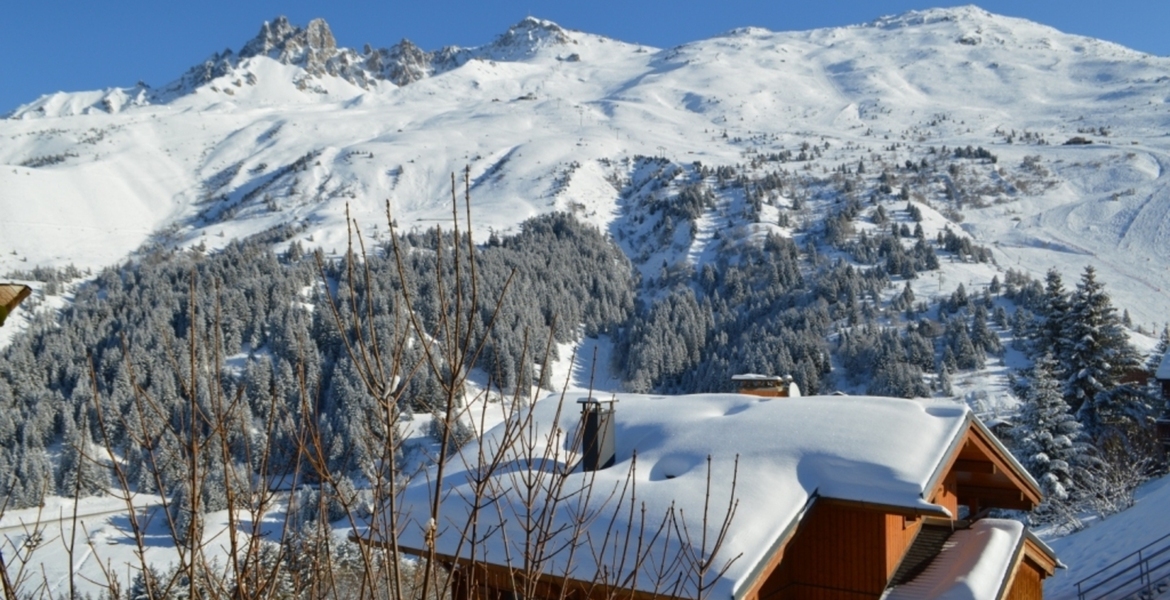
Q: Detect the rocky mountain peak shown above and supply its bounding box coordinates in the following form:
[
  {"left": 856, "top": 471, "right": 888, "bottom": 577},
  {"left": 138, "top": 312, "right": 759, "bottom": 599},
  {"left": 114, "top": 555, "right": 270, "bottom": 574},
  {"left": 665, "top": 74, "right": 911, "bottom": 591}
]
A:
[
  {"left": 239, "top": 16, "right": 338, "bottom": 74},
  {"left": 483, "top": 17, "right": 573, "bottom": 59},
  {"left": 871, "top": 5, "right": 997, "bottom": 30}
]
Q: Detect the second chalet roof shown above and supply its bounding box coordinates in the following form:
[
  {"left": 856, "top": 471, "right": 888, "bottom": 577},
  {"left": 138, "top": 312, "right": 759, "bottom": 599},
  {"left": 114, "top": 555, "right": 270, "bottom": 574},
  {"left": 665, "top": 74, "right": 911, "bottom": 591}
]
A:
[
  {"left": 374, "top": 394, "right": 1010, "bottom": 600},
  {"left": 0, "top": 284, "right": 31, "bottom": 312},
  {"left": 885, "top": 519, "right": 1027, "bottom": 600}
]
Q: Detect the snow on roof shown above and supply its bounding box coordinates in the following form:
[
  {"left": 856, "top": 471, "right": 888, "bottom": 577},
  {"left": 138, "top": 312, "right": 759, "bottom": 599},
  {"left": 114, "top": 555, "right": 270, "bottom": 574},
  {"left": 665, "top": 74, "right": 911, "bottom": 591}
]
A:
[
  {"left": 885, "top": 519, "right": 1025, "bottom": 600},
  {"left": 372, "top": 393, "right": 973, "bottom": 599},
  {"left": 1156, "top": 349, "right": 1170, "bottom": 380},
  {"left": 730, "top": 373, "right": 786, "bottom": 382}
]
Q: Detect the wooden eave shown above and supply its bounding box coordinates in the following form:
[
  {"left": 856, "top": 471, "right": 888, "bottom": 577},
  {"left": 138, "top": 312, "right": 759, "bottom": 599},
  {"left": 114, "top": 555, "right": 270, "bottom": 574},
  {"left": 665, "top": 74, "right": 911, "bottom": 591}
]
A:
[
  {"left": 995, "top": 528, "right": 1061, "bottom": 600},
  {"left": 0, "top": 284, "right": 32, "bottom": 313},
  {"left": 729, "top": 493, "right": 815, "bottom": 600},
  {"left": 1022, "top": 531, "right": 1060, "bottom": 577},
  {"left": 350, "top": 534, "right": 682, "bottom": 600},
  {"left": 817, "top": 496, "right": 952, "bottom": 519},
  {"left": 731, "top": 493, "right": 951, "bottom": 600},
  {"left": 925, "top": 415, "right": 1043, "bottom": 512}
]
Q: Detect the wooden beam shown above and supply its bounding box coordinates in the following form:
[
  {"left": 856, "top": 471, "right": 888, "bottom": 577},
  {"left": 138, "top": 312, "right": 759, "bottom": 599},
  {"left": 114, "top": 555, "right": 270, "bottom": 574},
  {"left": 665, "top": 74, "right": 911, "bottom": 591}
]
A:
[
  {"left": 0, "top": 284, "right": 31, "bottom": 327},
  {"left": 962, "top": 422, "right": 1043, "bottom": 506},
  {"left": 958, "top": 486, "right": 1032, "bottom": 511},
  {"left": 959, "top": 485, "right": 1023, "bottom": 501},
  {"left": 1023, "top": 536, "right": 1060, "bottom": 577},
  {"left": 955, "top": 471, "right": 1014, "bottom": 488},
  {"left": 819, "top": 496, "right": 951, "bottom": 518},
  {"left": 351, "top": 533, "right": 690, "bottom": 600},
  {"left": 953, "top": 459, "right": 996, "bottom": 474}
]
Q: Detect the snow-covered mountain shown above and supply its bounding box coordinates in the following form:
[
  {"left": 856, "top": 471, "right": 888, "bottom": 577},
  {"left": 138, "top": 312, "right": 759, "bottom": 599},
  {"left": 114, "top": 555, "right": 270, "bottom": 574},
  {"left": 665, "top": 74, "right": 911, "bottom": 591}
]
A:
[
  {"left": 3, "top": 5, "right": 1170, "bottom": 328},
  {"left": 6, "top": 10, "right": 1170, "bottom": 596}
]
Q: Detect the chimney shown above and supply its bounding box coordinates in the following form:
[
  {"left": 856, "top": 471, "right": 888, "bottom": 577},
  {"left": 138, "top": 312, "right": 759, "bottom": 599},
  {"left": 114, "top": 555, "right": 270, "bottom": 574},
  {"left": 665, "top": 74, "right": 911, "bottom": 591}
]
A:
[{"left": 577, "top": 398, "right": 617, "bottom": 471}]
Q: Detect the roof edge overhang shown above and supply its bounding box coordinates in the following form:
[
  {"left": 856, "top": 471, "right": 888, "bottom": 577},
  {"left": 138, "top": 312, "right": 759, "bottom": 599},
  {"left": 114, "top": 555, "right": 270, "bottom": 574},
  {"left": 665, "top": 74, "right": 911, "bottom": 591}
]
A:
[
  {"left": 923, "top": 414, "right": 1043, "bottom": 509},
  {"left": 0, "top": 284, "right": 32, "bottom": 325},
  {"left": 818, "top": 496, "right": 952, "bottom": 519},
  {"left": 352, "top": 533, "right": 701, "bottom": 600},
  {"left": 730, "top": 492, "right": 952, "bottom": 600},
  {"left": 922, "top": 413, "right": 971, "bottom": 503},
  {"left": 969, "top": 416, "right": 1043, "bottom": 503},
  {"left": 730, "top": 492, "right": 817, "bottom": 600},
  {"left": 1022, "top": 529, "right": 1062, "bottom": 575},
  {"left": 994, "top": 526, "right": 1060, "bottom": 600},
  {"left": 995, "top": 524, "right": 1030, "bottom": 600}
]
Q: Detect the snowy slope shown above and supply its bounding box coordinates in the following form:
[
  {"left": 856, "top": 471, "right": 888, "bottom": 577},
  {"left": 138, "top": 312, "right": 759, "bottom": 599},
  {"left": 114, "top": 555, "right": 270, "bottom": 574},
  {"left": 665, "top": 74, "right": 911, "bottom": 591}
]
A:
[
  {"left": 4, "top": 7, "right": 1170, "bottom": 329},
  {"left": 1043, "top": 474, "right": 1170, "bottom": 599}
]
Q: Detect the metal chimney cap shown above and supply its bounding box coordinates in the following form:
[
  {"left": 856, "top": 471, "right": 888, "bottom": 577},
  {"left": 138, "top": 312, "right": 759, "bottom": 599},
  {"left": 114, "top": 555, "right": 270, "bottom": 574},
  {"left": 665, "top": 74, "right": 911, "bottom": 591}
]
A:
[{"left": 576, "top": 397, "right": 619, "bottom": 405}]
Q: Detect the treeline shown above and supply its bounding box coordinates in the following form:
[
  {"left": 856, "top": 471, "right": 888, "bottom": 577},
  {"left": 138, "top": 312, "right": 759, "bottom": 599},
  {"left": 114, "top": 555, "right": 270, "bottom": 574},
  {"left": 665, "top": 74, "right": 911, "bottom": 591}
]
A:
[{"left": 0, "top": 213, "right": 635, "bottom": 508}]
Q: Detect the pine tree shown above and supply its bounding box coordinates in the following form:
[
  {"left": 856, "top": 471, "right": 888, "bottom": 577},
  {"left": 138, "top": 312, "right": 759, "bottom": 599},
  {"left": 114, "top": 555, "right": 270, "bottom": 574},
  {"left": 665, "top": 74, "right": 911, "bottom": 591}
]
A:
[
  {"left": 971, "top": 304, "right": 1002, "bottom": 355},
  {"left": 1147, "top": 325, "right": 1170, "bottom": 374},
  {"left": 1065, "top": 266, "right": 1145, "bottom": 432},
  {"left": 936, "top": 360, "right": 953, "bottom": 396},
  {"left": 1013, "top": 353, "right": 1090, "bottom": 506},
  {"left": 57, "top": 414, "right": 109, "bottom": 497},
  {"left": 1034, "top": 268, "right": 1071, "bottom": 367}
]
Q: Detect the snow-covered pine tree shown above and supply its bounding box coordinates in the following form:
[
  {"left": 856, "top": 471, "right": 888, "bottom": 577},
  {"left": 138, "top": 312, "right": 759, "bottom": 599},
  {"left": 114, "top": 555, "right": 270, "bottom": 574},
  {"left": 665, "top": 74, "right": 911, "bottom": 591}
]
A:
[
  {"left": 1065, "top": 266, "right": 1146, "bottom": 433},
  {"left": 57, "top": 413, "right": 109, "bottom": 497},
  {"left": 1146, "top": 325, "right": 1169, "bottom": 374},
  {"left": 1012, "top": 353, "right": 1090, "bottom": 512},
  {"left": 1033, "top": 268, "right": 1071, "bottom": 368},
  {"left": 1147, "top": 326, "right": 1170, "bottom": 411}
]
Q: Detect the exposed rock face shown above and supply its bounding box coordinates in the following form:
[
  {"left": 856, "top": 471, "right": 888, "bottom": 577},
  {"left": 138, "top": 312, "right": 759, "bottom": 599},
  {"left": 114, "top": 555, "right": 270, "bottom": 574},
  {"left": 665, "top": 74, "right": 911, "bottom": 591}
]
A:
[
  {"left": 240, "top": 17, "right": 339, "bottom": 77},
  {"left": 238, "top": 16, "right": 300, "bottom": 58},
  {"left": 207, "top": 15, "right": 572, "bottom": 89},
  {"left": 177, "top": 50, "right": 237, "bottom": 89},
  {"left": 366, "top": 39, "right": 433, "bottom": 86},
  {"left": 492, "top": 17, "right": 572, "bottom": 52},
  {"left": 18, "top": 15, "right": 581, "bottom": 113}
]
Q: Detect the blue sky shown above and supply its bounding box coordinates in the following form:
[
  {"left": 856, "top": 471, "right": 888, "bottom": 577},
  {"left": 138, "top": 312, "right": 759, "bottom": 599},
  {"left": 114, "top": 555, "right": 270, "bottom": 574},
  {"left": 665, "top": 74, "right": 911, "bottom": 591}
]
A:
[{"left": 2, "top": 1, "right": 1167, "bottom": 115}]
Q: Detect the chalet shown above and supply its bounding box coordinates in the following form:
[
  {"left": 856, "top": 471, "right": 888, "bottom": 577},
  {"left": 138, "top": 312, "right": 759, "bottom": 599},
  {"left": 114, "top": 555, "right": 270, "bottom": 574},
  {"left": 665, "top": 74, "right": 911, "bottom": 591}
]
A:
[
  {"left": 732, "top": 374, "right": 801, "bottom": 398},
  {"left": 362, "top": 394, "right": 1058, "bottom": 600},
  {"left": 1155, "top": 351, "right": 1170, "bottom": 452},
  {"left": 1155, "top": 350, "right": 1170, "bottom": 405},
  {"left": 0, "top": 284, "right": 32, "bottom": 328}
]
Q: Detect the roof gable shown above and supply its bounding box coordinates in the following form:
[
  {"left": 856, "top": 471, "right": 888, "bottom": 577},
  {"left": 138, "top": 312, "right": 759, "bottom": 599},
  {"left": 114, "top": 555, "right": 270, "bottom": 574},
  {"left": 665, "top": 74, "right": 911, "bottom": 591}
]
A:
[
  {"left": 0, "top": 284, "right": 32, "bottom": 326},
  {"left": 0, "top": 284, "right": 31, "bottom": 312}
]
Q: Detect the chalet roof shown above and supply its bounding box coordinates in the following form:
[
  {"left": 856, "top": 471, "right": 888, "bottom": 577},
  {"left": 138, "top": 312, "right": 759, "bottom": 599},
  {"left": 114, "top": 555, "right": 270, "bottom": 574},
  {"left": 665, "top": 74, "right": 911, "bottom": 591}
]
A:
[
  {"left": 885, "top": 519, "right": 1058, "bottom": 600},
  {"left": 0, "top": 284, "right": 32, "bottom": 311},
  {"left": 730, "top": 373, "right": 786, "bottom": 382},
  {"left": 1157, "top": 349, "right": 1170, "bottom": 380},
  {"left": 0, "top": 284, "right": 32, "bottom": 326},
  {"left": 369, "top": 394, "right": 1037, "bottom": 600},
  {"left": 885, "top": 519, "right": 1026, "bottom": 600}
]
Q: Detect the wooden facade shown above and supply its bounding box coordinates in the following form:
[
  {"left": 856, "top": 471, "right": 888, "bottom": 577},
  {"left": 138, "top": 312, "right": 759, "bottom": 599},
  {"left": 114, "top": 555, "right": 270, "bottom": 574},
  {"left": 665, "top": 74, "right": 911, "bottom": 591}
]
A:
[
  {"left": 732, "top": 375, "right": 795, "bottom": 398},
  {"left": 1003, "top": 552, "right": 1047, "bottom": 600},
  {"left": 754, "top": 502, "right": 908, "bottom": 600},
  {"left": 729, "top": 420, "right": 1053, "bottom": 600}
]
